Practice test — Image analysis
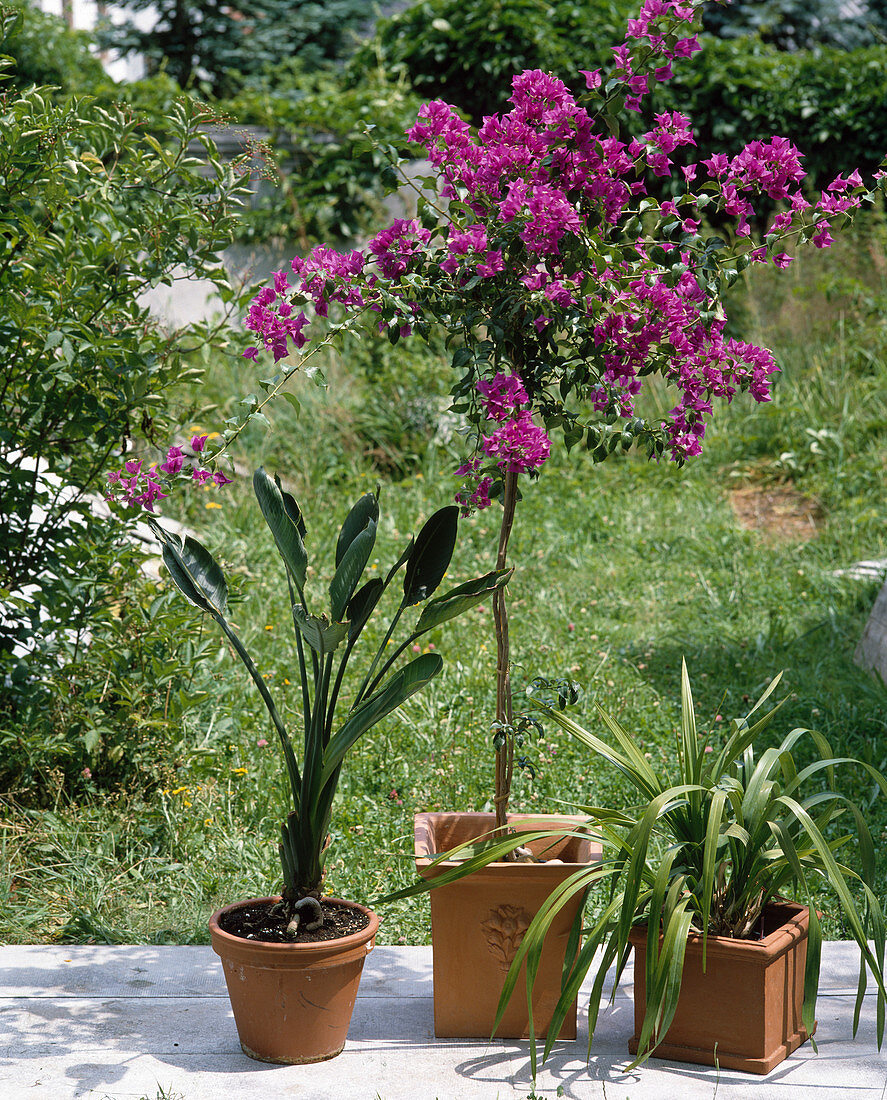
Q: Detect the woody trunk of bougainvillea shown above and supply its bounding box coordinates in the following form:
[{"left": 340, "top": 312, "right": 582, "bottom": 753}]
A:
[{"left": 493, "top": 466, "right": 518, "bottom": 831}]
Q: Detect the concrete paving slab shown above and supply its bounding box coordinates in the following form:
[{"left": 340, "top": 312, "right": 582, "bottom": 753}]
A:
[{"left": 1, "top": 944, "right": 884, "bottom": 1100}]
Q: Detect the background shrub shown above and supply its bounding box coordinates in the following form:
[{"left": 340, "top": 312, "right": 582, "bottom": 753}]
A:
[
  {"left": 226, "top": 62, "right": 424, "bottom": 246},
  {"left": 97, "top": 0, "right": 376, "bottom": 97},
  {"left": 0, "top": 7, "right": 252, "bottom": 797},
  {"left": 2, "top": 0, "right": 108, "bottom": 92}
]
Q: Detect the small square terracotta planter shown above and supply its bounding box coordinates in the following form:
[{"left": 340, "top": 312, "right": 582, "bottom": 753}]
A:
[
  {"left": 628, "top": 901, "right": 815, "bottom": 1073},
  {"left": 415, "top": 811, "right": 600, "bottom": 1039}
]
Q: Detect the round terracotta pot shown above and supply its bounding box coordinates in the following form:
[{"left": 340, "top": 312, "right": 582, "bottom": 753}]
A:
[{"left": 209, "top": 895, "right": 380, "bottom": 1064}]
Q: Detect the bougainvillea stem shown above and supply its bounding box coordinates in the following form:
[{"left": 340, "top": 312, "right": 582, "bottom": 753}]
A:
[{"left": 493, "top": 466, "right": 519, "bottom": 835}]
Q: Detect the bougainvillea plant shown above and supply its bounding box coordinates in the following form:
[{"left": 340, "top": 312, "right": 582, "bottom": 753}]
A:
[{"left": 109, "top": 0, "right": 887, "bottom": 840}]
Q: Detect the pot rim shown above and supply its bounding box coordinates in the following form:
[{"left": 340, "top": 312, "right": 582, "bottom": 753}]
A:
[
  {"left": 414, "top": 810, "right": 598, "bottom": 877},
  {"left": 209, "top": 895, "right": 380, "bottom": 957},
  {"left": 629, "top": 900, "right": 809, "bottom": 963}
]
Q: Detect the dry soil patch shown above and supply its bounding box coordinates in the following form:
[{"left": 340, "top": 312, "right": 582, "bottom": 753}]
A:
[{"left": 730, "top": 485, "right": 822, "bottom": 541}]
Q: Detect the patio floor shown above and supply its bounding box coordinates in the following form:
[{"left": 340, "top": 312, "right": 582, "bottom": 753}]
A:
[{"left": 1, "top": 942, "right": 885, "bottom": 1099}]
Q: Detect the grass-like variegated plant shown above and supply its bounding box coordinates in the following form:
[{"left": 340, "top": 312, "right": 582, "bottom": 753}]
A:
[
  {"left": 496, "top": 662, "right": 887, "bottom": 1071},
  {"left": 151, "top": 468, "right": 509, "bottom": 937}
]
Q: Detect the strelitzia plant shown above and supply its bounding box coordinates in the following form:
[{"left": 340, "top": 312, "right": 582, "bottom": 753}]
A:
[
  {"left": 151, "top": 468, "right": 509, "bottom": 936},
  {"left": 494, "top": 662, "right": 887, "bottom": 1071}
]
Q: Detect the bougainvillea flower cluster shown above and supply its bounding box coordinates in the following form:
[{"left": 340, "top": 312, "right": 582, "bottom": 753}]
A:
[
  {"left": 455, "top": 372, "right": 551, "bottom": 511},
  {"left": 106, "top": 435, "right": 231, "bottom": 509},
  {"left": 237, "top": 0, "right": 882, "bottom": 514},
  {"left": 109, "top": 0, "right": 885, "bottom": 514}
]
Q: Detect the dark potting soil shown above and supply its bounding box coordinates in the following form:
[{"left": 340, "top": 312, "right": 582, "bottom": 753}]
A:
[{"left": 219, "top": 899, "right": 371, "bottom": 944}]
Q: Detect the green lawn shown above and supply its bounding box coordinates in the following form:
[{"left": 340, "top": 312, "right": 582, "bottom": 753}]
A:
[{"left": 2, "top": 217, "right": 886, "bottom": 947}]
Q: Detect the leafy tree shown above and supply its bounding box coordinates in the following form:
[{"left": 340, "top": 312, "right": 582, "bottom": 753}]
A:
[
  {"left": 0, "top": 5, "right": 249, "bottom": 700},
  {"left": 702, "top": 0, "right": 887, "bottom": 51},
  {"left": 97, "top": 0, "right": 375, "bottom": 97},
  {"left": 226, "top": 60, "right": 424, "bottom": 245},
  {"left": 3, "top": 0, "right": 108, "bottom": 91}
]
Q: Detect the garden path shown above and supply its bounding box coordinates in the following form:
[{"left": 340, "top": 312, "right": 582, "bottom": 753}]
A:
[{"left": 1, "top": 942, "right": 884, "bottom": 1099}]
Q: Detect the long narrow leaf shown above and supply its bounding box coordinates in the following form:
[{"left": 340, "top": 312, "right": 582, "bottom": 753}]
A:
[
  {"left": 632, "top": 898, "right": 694, "bottom": 1066},
  {"left": 699, "top": 788, "right": 728, "bottom": 962},
  {"left": 376, "top": 826, "right": 592, "bottom": 904},
  {"left": 531, "top": 700, "right": 662, "bottom": 800},
  {"left": 777, "top": 795, "right": 886, "bottom": 998},
  {"left": 321, "top": 653, "right": 443, "bottom": 782},
  {"left": 679, "top": 658, "right": 700, "bottom": 787}
]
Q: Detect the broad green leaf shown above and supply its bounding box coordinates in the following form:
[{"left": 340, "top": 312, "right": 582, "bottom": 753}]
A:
[
  {"left": 385, "top": 536, "right": 414, "bottom": 585},
  {"left": 253, "top": 468, "right": 307, "bottom": 592},
  {"left": 154, "top": 525, "right": 227, "bottom": 617},
  {"left": 412, "top": 567, "right": 512, "bottom": 634},
  {"left": 346, "top": 578, "right": 384, "bottom": 643},
  {"left": 293, "top": 608, "right": 348, "bottom": 655},
  {"left": 336, "top": 491, "right": 379, "bottom": 567},
  {"left": 321, "top": 653, "right": 442, "bottom": 782},
  {"left": 403, "top": 505, "right": 459, "bottom": 606},
  {"left": 276, "top": 474, "right": 306, "bottom": 540},
  {"left": 330, "top": 520, "right": 376, "bottom": 622}
]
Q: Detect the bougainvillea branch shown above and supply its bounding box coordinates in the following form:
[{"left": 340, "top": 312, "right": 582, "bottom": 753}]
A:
[{"left": 110, "top": 0, "right": 887, "bottom": 836}]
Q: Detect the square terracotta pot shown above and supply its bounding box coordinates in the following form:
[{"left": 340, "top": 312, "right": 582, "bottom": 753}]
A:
[
  {"left": 628, "top": 901, "right": 815, "bottom": 1073},
  {"left": 415, "top": 811, "right": 600, "bottom": 1039}
]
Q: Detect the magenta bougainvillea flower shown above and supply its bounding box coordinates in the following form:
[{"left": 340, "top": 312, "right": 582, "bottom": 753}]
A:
[
  {"left": 110, "top": 0, "right": 886, "bottom": 516},
  {"left": 238, "top": 0, "right": 882, "bottom": 509}
]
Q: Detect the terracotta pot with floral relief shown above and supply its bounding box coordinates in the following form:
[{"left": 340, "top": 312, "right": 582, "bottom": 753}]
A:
[{"left": 415, "top": 811, "right": 599, "bottom": 1039}]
